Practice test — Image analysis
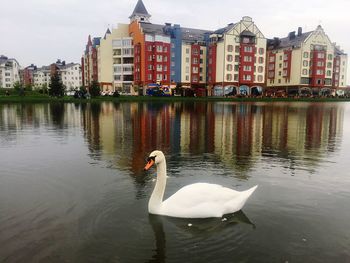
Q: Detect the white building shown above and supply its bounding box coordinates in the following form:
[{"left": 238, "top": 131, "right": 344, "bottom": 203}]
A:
[
  {"left": 33, "top": 66, "right": 51, "bottom": 89},
  {"left": 32, "top": 62, "right": 82, "bottom": 91},
  {"left": 0, "top": 55, "right": 20, "bottom": 88},
  {"left": 59, "top": 63, "right": 82, "bottom": 90}
]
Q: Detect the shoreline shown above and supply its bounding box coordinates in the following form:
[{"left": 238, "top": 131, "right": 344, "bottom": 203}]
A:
[{"left": 1, "top": 95, "right": 350, "bottom": 103}]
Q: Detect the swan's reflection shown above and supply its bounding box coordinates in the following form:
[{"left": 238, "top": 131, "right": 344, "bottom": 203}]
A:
[{"left": 148, "top": 210, "right": 255, "bottom": 262}]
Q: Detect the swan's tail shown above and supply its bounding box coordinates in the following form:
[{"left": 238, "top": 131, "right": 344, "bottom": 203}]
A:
[
  {"left": 230, "top": 185, "right": 258, "bottom": 212},
  {"left": 243, "top": 185, "right": 258, "bottom": 198}
]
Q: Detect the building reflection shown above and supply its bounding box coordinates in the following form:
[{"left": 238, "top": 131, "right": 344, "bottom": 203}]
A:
[
  {"left": 0, "top": 102, "right": 344, "bottom": 175},
  {"left": 77, "top": 101, "right": 344, "bottom": 176}
]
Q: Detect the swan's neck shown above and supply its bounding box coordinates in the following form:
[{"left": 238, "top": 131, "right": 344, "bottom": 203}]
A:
[{"left": 149, "top": 159, "right": 167, "bottom": 214}]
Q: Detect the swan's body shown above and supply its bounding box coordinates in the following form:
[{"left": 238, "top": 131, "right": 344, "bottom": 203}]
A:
[{"left": 144, "top": 150, "right": 257, "bottom": 218}]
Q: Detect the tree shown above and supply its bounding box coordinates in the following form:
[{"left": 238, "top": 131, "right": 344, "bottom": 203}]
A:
[
  {"left": 89, "top": 81, "right": 101, "bottom": 97},
  {"left": 13, "top": 81, "right": 25, "bottom": 96},
  {"left": 49, "top": 73, "right": 64, "bottom": 97}
]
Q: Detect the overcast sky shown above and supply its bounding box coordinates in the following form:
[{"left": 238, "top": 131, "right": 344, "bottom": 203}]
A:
[{"left": 1, "top": 0, "right": 349, "bottom": 83}]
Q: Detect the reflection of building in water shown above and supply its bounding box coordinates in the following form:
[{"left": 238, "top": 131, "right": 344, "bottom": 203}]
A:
[
  {"left": 77, "top": 102, "right": 344, "bottom": 173},
  {"left": 212, "top": 103, "right": 263, "bottom": 170},
  {"left": 0, "top": 102, "right": 344, "bottom": 174}
]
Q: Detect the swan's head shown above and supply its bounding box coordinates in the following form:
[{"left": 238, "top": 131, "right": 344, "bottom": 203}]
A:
[{"left": 144, "top": 150, "right": 165, "bottom": 171}]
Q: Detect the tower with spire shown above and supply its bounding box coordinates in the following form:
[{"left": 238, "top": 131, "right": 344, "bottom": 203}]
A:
[{"left": 129, "top": 0, "right": 151, "bottom": 23}]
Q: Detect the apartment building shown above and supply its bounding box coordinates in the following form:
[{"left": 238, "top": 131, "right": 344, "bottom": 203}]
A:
[
  {"left": 0, "top": 55, "right": 20, "bottom": 88},
  {"left": 82, "top": 0, "right": 348, "bottom": 96},
  {"left": 31, "top": 60, "right": 82, "bottom": 90},
  {"left": 60, "top": 63, "right": 82, "bottom": 90},
  {"left": 208, "top": 16, "right": 267, "bottom": 96},
  {"left": 266, "top": 26, "right": 348, "bottom": 96},
  {"left": 98, "top": 24, "right": 134, "bottom": 94},
  {"left": 82, "top": 36, "right": 100, "bottom": 88}
]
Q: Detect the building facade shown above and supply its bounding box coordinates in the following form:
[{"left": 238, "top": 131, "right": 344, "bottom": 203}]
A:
[
  {"left": 82, "top": 36, "right": 100, "bottom": 88},
  {"left": 208, "top": 16, "right": 267, "bottom": 96},
  {"left": 60, "top": 63, "right": 82, "bottom": 90},
  {"left": 31, "top": 60, "right": 82, "bottom": 91},
  {"left": 0, "top": 55, "right": 20, "bottom": 88},
  {"left": 266, "top": 26, "right": 348, "bottom": 96},
  {"left": 82, "top": 0, "right": 348, "bottom": 96},
  {"left": 98, "top": 24, "right": 134, "bottom": 94}
]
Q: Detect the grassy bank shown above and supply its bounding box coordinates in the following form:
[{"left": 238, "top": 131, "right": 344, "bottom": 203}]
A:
[{"left": 1, "top": 90, "right": 350, "bottom": 103}]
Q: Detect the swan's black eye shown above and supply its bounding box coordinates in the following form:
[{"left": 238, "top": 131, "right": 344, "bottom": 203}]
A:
[{"left": 147, "top": 156, "right": 156, "bottom": 162}]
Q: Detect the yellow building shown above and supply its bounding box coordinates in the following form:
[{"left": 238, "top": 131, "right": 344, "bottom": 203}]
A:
[
  {"left": 208, "top": 16, "right": 267, "bottom": 96},
  {"left": 97, "top": 24, "right": 134, "bottom": 94},
  {"left": 266, "top": 26, "right": 348, "bottom": 97}
]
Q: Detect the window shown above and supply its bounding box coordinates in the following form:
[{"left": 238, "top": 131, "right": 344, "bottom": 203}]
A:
[
  {"left": 244, "top": 46, "right": 253, "bottom": 52},
  {"left": 327, "top": 62, "right": 332, "bottom": 68},
  {"left": 235, "top": 46, "right": 240, "bottom": 53},
  {"left": 302, "top": 69, "right": 308, "bottom": 75},
  {"left": 259, "top": 48, "right": 264, "bottom": 55},
  {"left": 257, "top": 75, "right": 263, "bottom": 82},
  {"left": 258, "top": 57, "right": 264, "bottom": 64},
  {"left": 283, "top": 62, "right": 288, "bottom": 68},
  {"left": 186, "top": 66, "right": 189, "bottom": 73},
  {"left": 186, "top": 48, "right": 190, "bottom": 54},
  {"left": 269, "top": 56, "right": 275, "bottom": 62},
  {"left": 303, "top": 52, "right": 309, "bottom": 58},
  {"left": 186, "top": 57, "right": 190, "bottom": 63},
  {"left": 328, "top": 54, "right": 333, "bottom": 60},
  {"left": 258, "top": 66, "right": 263, "bottom": 73},
  {"left": 234, "top": 74, "right": 239, "bottom": 81},
  {"left": 227, "top": 64, "right": 233, "bottom": 71},
  {"left": 243, "top": 75, "right": 251, "bottom": 81},
  {"left": 227, "top": 45, "right": 233, "bottom": 52},
  {"left": 227, "top": 55, "right": 233, "bottom": 62},
  {"left": 156, "top": 55, "right": 163, "bottom": 62},
  {"left": 243, "top": 56, "right": 252, "bottom": 62},
  {"left": 283, "top": 70, "right": 288, "bottom": 76},
  {"left": 316, "top": 69, "right": 324, "bottom": 75},
  {"left": 317, "top": 61, "right": 324, "bottom": 67},
  {"left": 157, "top": 45, "right": 163, "bottom": 52},
  {"left": 243, "top": 65, "right": 252, "bottom": 71},
  {"left": 235, "top": 55, "right": 240, "bottom": 62},
  {"left": 156, "top": 64, "right": 163, "bottom": 71},
  {"left": 226, "top": 74, "right": 232, "bottom": 81},
  {"left": 326, "top": 70, "right": 332, "bottom": 76},
  {"left": 317, "top": 53, "right": 325, "bottom": 59}
]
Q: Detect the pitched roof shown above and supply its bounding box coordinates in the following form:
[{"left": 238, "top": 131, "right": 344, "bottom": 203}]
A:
[
  {"left": 268, "top": 31, "right": 313, "bottom": 49},
  {"left": 181, "top": 27, "right": 211, "bottom": 43},
  {"left": 335, "top": 46, "right": 347, "bottom": 55},
  {"left": 213, "top": 23, "right": 235, "bottom": 35},
  {"left": 139, "top": 22, "right": 210, "bottom": 43},
  {"left": 130, "top": 0, "right": 150, "bottom": 18}
]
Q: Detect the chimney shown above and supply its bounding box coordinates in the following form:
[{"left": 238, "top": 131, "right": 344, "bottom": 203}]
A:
[
  {"left": 297, "top": 27, "right": 302, "bottom": 36},
  {"left": 288, "top": 31, "right": 296, "bottom": 40}
]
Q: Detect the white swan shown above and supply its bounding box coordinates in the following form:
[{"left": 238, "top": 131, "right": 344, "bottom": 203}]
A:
[{"left": 144, "top": 150, "right": 258, "bottom": 218}]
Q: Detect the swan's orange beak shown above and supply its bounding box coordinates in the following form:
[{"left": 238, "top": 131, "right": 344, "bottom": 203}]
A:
[{"left": 144, "top": 159, "right": 155, "bottom": 171}]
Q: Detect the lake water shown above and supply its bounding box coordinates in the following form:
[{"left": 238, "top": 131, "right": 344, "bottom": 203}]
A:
[{"left": 0, "top": 101, "right": 350, "bottom": 262}]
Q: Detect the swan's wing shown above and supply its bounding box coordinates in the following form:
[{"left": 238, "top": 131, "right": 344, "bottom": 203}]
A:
[{"left": 161, "top": 183, "right": 244, "bottom": 218}]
